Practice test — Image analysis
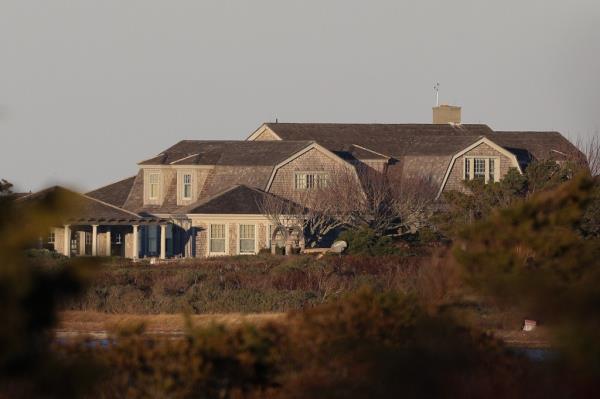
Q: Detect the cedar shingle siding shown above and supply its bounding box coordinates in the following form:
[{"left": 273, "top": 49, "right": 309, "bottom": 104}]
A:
[
  {"left": 64, "top": 120, "right": 585, "bottom": 259},
  {"left": 269, "top": 148, "right": 343, "bottom": 201},
  {"left": 444, "top": 142, "right": 515, "bottom": 193}
]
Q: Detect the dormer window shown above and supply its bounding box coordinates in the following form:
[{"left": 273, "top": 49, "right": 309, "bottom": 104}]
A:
[
  {"left": 148, "top": 173, "right": 160, "bottom": 199},
  {"left": 182, "top": 174, "right": 192, "bottom": 199},
  {"left": 295, "top": 172, "right": 329, "bottom": 190},
  {"left": 464, "top": 157, "right": 499, "bottom": 183}
]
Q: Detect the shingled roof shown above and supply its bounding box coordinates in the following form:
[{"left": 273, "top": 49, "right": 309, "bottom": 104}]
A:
[
  {"left": 139, "top": 140, "right": 314, "bottom": 166},
  {"left": 489, "top": 131, "right": 586, "bottom": 166},
  {"left": 18, "top": 186, "right": 164, "bottom": 224},
  {"left": 182, "top": 185, "right": 298, "bottom": 215},
  {"left": 259, "top": 123, "right": 581, "bottom": 167},
  {"left": 86, "top": 176, "right": 136, "bottom": 207},
  {"left": 260, "top": 123, "right": 493, "bottom": 157}
]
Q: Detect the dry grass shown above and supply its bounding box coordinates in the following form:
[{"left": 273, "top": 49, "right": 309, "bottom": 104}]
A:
[{"left": 56, "top": 310, "right": 285, "bottom": 338}]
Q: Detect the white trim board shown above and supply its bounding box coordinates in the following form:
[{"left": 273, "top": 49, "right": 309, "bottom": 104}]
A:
[
  {"left": 264, "top": 142, "right": 360, "bottom": 192},
  {"left": 246, "top": 124, "right": 282, "bottom": 141}
]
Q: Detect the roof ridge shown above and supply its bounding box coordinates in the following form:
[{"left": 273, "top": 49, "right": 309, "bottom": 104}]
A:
[{"left": 86, "top": 175, "right": 136, "bottom": 195}]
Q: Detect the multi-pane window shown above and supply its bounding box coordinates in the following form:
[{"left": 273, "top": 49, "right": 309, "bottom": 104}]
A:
[
  {"left": 473, "top": 159, "right": 486, "bottom": 179},
  {"left": 464, "top": 157, "right": 498, "bottom": 183},
  {"left": 239, "top": 224, "right": 256, "bottom": 254},
  {"left": 294, "top": 172, "right": 330, "bottom": 190},
  {"left": 47, "top": 231, "right": 55, "bottom": 244},
  {"left": 182, "top": 174, "right": 192, "bottom": 199},
  {"left": 149, "top": 173, "right": 160, "bottom": 199},
  {"left": 85, "top": 232, "right": 92, "bottom": 245},
  {"left": 210, "top": 224, "right": 226, "bottom": 253}
]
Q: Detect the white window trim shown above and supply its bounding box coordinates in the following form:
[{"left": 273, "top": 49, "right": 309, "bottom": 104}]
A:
[
  {"left": 463, "top": 156, "right": 501, "bottom": 183},
  {"left": 238, "top": 224, "right": 257, "bottom": 255},
  {"left": 208, "top": 223, "right": 228, "bottom": 256},
  {"left": 148, "top": 172, "right": 161, "bottom": 200}
]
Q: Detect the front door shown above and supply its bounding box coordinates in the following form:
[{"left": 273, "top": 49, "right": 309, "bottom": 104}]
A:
[
  {"left": 70, "top": 234, "right": 79, "bottom": 257},
  {"left": 111, "top": 231, "right": 123, "bottom": 257}
]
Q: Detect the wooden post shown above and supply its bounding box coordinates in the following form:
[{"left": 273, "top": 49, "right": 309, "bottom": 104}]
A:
[
  {"left": 106, "top": 227, "right": 111, "bottom": 257},
  {"left": 132, "top": 225, "right": 139, "bottom": 260},
  {"left": 160, "top": 224, "right": 166, "bottom": 260},
  {"left": 91, "top": 225, "right": 98, "bottom": 256},
  {"left": 64, "top": 225, "right": 71, "bottom": 257}
]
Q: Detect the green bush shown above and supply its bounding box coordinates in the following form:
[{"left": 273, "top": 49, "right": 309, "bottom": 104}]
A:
[{"left": 338, "top": 227, "right": 399, "bottom": 256}]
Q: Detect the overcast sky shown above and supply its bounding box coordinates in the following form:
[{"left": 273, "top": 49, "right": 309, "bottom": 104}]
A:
[{"left": 1, "top": 0, "right": 599, "bottom": 192}]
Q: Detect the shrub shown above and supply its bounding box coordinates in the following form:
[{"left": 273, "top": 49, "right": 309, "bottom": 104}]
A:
[
  {"left": 62, "top": 255, "right": 445, "bottom": 314},
  {"left": 64, "top": 289, "right": 550, "bottom": 399},
  {"left": 338, "top": 227, "right": 399, "bottom": 256}
]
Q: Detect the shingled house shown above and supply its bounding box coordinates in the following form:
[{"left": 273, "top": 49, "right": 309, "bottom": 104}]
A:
[{"left": 33, "top": 106, "right": 584, "bottom": 259}]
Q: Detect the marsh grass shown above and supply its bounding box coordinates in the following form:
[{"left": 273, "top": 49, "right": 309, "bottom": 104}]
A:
[{"left": 62, "top": 254, "right": 452, "bottom": 314}]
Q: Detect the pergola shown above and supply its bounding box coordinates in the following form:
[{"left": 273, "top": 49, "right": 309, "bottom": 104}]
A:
[
  {"left": 63, "top": 216, "right": 168, "bottom": 259},
  {"left": 17, "top": 186, "right": 171, "bottom": 260}
]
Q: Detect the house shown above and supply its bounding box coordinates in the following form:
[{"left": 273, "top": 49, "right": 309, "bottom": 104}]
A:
[{"left": 25, "top": 106, "right": 585, "bottom": 259}]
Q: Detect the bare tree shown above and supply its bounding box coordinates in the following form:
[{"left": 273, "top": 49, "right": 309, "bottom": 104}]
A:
[
  {"left": 577, "top": 134, "right": 600, "bottom": 177},
  {"left": 258, "top": 166, "right": 362, "bottom": 247},
  {"left": 259, "top": 164, "right": 438, "bottom": 247}
]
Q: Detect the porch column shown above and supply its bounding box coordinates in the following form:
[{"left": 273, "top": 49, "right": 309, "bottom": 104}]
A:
[
  {"left": 91, "top": 225, "right": 98, "bottom": 256},
  {"left": 78, "top": 231, "right": 86, "bottom": 256},
  {"left": 132, "top": 225, "right": 139, "bottom": 260},
  {"left": 160, "top": 224, "right": 167, "bottom": 259},
  {"left": 106, "top": 227, "right": 111, "bottom": 257},
  {"left": 63, "top": 225, "right": 71, "bottom": 257}
]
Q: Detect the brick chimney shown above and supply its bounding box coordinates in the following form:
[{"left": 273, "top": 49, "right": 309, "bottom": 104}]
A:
[{"left": 432, "top": 104, "right": 461, "bottom": 124}]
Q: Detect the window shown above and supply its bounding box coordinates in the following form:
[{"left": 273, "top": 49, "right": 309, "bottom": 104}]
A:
[
  {"left": 294, "top": 172, "right": 330, "bottom": 190},
  {"left": 210, "top": 224, "right": 226, "bottom": 253},
  {"left": 148, "top": 226, "right": 158, "bottom": 254},
  {"left": 464, "top": 157, "right": 499, "bottom": 183},
  {"left": 182, "top": 174, "right": 192, "bottom": 199},
  {"left": 48, "top": 231, "right": 55, "bottom": 244},
  {"left": 239, "top": 224, "right": 256, "bottom": 254},
  {"left": 113, "top": 233, "right": 122, "bottom": 245},
  {"left": 474, "top": 159, "right": 486, "bottom": 179},
  {"left": 85, "top": 232, "right": 92, "bottom": 245},
  {"left": 149, "top": 173, "right": 160, "bottom": 199}
]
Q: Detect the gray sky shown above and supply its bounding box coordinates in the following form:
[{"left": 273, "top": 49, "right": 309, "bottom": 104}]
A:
[{"left": 1, "top": 0, "right": 599, "bottom": 192}]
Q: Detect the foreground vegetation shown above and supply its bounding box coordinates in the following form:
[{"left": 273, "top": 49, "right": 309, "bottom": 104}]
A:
[
  {"left": 61, "top": 253, "right": 458, "bottom": 314},
  {"left": 1, "top": 165, "right": 600, "bottom": 397}
]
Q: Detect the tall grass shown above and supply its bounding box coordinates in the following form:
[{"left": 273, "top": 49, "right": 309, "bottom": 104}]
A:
[{"left": 62, "top": 254, "right": 457, "bottom": 314}]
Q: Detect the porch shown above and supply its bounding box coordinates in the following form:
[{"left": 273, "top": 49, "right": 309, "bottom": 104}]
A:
[{"left": 55, "top": 217, "right": 176, "bottom": 260}]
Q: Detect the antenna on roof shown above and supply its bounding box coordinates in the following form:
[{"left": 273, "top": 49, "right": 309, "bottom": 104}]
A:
[{"left": 433, "top": 82, "right": 440, "bottom": 106}]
